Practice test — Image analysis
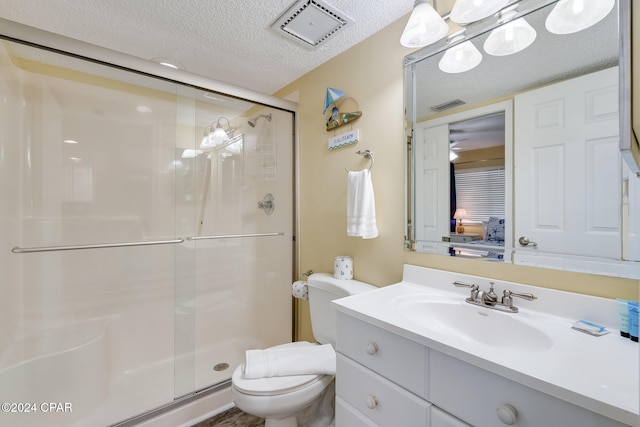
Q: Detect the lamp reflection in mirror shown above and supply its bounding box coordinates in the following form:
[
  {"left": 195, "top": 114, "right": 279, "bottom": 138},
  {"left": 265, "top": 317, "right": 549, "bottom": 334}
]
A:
[
  {"left": 545, "top": 0, "right": 614, "bottom": 34},
  {"left": 484, "top": 8, "right": 537, "bottom": 56},
  {"left": 400, "top": 0, "right": 449, "bottom": 48},
  {"left": 453, "top": 208, "right": 467, "bottom": 234},
  {"left": 439, "top": 33, "right": 483, "bottom": 73},
  {"left": 450, "top": 0, "right": 509, "bottom": 25}
]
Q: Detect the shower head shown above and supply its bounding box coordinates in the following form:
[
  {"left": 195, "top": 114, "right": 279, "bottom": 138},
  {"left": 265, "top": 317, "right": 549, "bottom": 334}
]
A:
[{"left": 248, "top": 114, "right": 272, "bottom": 127}]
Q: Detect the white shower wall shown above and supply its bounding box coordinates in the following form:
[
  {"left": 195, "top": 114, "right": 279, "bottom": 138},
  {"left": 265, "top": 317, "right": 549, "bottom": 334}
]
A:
[{"left": 0, "top": 39, "right": 293, "bottom": 427}]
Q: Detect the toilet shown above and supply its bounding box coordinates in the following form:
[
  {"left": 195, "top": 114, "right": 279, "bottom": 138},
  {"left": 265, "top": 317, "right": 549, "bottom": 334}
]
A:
[{"left": 231, "top": 273, "right": 376, "bottom": 427}]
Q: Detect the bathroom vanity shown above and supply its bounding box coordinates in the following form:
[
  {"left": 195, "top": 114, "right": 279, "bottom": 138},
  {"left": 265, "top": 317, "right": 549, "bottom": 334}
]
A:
[{"left": 333, "top": 265, "right": 639, "bottom": 427}]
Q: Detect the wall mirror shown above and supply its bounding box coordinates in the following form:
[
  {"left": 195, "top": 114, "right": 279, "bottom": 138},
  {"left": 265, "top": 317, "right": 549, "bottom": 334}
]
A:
[{"left": 404, "top": 0, "right": 640, "bottom": 279}]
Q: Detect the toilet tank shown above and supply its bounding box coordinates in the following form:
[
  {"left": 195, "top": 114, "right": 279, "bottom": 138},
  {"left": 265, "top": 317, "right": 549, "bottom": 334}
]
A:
[{"left": 306, "top": 273, "right": 376, "bottom": 347}]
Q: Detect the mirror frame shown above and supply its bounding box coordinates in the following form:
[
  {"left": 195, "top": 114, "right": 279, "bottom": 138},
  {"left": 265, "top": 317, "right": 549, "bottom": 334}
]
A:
[
  {"left": 621, "top": 0, "right": 640, "bottom": 176},
  {"left": 403, "top": 0, "right": 638, "bottom": 278}
]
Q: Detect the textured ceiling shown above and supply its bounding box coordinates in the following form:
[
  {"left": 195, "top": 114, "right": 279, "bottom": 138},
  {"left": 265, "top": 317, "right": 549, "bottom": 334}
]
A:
[{"left": 0, "top": 0, "right": 418, "bottom": 95}]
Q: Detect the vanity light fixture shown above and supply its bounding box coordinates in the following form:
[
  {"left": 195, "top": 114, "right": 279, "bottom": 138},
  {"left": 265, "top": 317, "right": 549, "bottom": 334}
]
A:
[
  {"left": 400, "top": 0, "right": 449, "bottom": 48},
  {"left": 200, "top": 125, "right": 213, "bottom": 148},
  {"left": 210, "top": 123, "right": 230, "bottom": 144},
  {"left": 200, "top": 117, "right": 235, "bottom": 149},
  {"left": 225, "top": 138, "right": 243, "bottom": 154},
  {"left": 438, "top": 32, "right": 483, "bottom": 74},
  {"left": 483, "top": 8, "right": 537, "bottom": 56},
  {"left": 449, "top": 0, "right": 509, "bottom": 26},
  {"left": 181, "top": 149, "right": 203, "bottom": 158},
  {"left": 545, "top": 0, "right": 614, "bottom": 34}
]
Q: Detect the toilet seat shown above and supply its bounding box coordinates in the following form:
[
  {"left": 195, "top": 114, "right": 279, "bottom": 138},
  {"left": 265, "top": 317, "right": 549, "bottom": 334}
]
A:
[{"left": 232, "top": 342, "right": 327, "bottom": 396}]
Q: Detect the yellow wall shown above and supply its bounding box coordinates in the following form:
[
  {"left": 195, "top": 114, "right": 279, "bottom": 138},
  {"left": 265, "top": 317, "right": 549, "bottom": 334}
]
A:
[
  {"left": 275, "top": 16, "right": 640, "bottom": 342},
  {"left": 453, "top": 145, "right": 504, "bottom": 170}
]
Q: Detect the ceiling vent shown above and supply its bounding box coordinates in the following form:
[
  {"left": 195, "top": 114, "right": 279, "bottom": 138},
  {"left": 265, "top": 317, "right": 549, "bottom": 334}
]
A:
[
  {"left": 271, "top": 0, "right": 354, "bottom": 49},
  {"left": 431, "top": 99, "right": 466, "bottom": 112}
]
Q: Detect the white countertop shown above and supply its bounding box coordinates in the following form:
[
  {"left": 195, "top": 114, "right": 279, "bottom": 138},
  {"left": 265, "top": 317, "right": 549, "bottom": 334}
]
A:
[{"left": 333, "top": 265, "right": 639, "bottom": 426}]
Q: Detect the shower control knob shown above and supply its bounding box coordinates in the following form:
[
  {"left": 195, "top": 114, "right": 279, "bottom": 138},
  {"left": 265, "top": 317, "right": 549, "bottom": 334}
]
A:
[
  {"left": 366, "top": 343, "right": 378, "bottom": 355},
  {"left": 257, "top": 193, "right": 275, "bottom": 216},
  {"left": 365, "top": 395, "right": 378, "bottom": 409}
]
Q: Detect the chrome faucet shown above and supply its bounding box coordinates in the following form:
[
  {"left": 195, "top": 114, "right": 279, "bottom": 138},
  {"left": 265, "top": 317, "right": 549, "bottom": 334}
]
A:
[{"left": 453, "top": 281, "right": 536, "bottom": 313}]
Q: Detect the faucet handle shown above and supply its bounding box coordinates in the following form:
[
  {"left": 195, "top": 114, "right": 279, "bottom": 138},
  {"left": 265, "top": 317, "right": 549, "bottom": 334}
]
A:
[
  {"left": 508, "top": 291, "right": 537, "bottom": 301},
  {"left": 453, "top": 281, "right": 479, "bottom": 301},
  {"left": 502, "top": 290, "right": 537, "bottom": 308},
  {"left": 453, "top": 281, "right": 478, "bottom": 289}
]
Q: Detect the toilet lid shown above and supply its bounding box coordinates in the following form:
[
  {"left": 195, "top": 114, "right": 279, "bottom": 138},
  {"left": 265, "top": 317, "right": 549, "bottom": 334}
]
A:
[{"left": 232, "top": 342, "right": 326, "bottom": 396}]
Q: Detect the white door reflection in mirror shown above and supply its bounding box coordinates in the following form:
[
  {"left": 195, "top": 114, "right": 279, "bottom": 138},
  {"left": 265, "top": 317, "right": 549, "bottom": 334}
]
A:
[
  {"left": 415, "top": 123, "right": 450, "bottom": 253},
  {"left": 515, "top": 66, "right": 639, "bottom": 277}
]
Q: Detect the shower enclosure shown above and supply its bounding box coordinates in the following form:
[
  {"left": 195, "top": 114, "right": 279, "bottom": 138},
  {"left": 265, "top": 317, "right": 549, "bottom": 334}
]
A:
[{"left": 0, "top": 25, "right": 295, "bottom": 427}]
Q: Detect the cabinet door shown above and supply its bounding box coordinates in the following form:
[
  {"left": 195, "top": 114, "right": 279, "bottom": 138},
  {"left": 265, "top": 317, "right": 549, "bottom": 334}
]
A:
[
  {"left": 431, "top": 406, "right": 471, "bottom": 427},
  {"left": 514, "top": 67, "right": 621, "bottom": 259}
]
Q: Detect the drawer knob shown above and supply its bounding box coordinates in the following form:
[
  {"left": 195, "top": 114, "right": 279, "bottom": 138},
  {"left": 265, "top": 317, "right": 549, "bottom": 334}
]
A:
[
  {"left": 366, "top": 343, "right": 379, "bottom": 355},
  {"left": 496, "top": 404, "right": 518, "bottom": 425},
  {"left": 365, "top": 395, "right": 378, "bottom": 409}
]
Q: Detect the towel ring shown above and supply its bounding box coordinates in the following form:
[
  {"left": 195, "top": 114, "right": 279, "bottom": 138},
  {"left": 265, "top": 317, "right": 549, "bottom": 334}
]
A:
[{"left": 345, "top": 150, "right": 374, "bottom": 172}]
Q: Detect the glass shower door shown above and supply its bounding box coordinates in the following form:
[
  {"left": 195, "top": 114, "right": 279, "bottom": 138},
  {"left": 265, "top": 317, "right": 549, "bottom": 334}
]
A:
[
  {"left": 188, "top": 103, "right": 294, "bottom": 392},
  {"left": 0, "top": 37, "right": 295, "bottom": 427},
  {"left": 0, "top": 40, "right": 181, "bottom": 426}
]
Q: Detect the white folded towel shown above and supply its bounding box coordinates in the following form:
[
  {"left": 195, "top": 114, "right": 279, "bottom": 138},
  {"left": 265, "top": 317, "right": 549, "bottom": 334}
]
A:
[
  {"left": 347, "top": 169, "right": 378, "bottom": 239},
  {"left": 243, "top": 343, "right": 336, "bottom": 379}
]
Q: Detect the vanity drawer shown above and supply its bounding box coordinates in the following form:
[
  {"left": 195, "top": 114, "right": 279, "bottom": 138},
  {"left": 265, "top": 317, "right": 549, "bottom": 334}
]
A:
[
  {"left": 336, "top": 312, "right": 428, "bottom": 398},
  {"left": 336, "top": 353, "right": 430, "bottom": 427},
  {"left": 336, "top": 397, "right": 380, "bottom": 427},
  {"left": 429, "top": 350, "right": 627, "bottom": 427},
  {"left": 431, "top": 406, "right": 471, "bottom": 427}
]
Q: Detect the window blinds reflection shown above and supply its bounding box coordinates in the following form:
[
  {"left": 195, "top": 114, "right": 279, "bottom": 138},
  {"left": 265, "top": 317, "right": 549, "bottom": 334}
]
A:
[{"left": 454, "top": 168, "right": 505, "bottom": 222}]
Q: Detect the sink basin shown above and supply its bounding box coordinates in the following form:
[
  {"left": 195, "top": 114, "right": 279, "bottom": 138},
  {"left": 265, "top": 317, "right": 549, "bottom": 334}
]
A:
[{"left": 392, "top": 296, "right": 553, "bottom": 352}]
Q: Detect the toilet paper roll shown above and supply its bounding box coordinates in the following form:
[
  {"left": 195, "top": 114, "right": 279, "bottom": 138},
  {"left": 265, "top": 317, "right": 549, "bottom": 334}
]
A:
[
  {"left": 292, "top": 281, "right": 309, "bottom": 300},
  {"left": 334, "top": 256, "right": 353, "bottom": 280}
]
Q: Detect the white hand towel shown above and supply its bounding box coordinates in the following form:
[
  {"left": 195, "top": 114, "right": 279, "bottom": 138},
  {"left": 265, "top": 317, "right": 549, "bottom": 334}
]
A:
[
  {"left": 243, "top": 343, "right": 336, "bottom": 379},
  {"left": 347, "top": 169, "right": 378, "bottom": 239}
]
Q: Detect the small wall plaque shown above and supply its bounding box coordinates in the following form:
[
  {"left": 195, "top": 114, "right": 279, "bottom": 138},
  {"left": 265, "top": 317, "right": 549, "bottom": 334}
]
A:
[{"left": 328, "top": 129, "right": 359, "bottom": 150}]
